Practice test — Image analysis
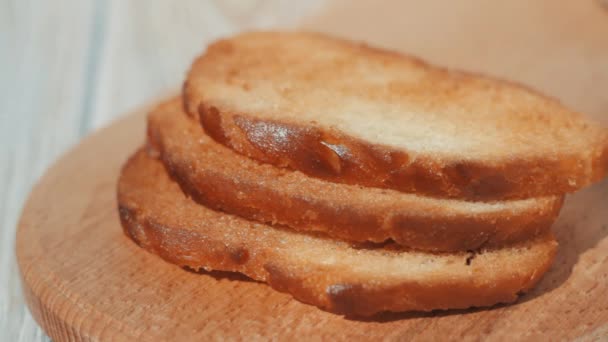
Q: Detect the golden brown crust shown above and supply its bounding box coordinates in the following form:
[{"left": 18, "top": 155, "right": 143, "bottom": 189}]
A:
[
  {"left": 148, "top": 98, "right": 563, "bottom": 252},
  {"left": 184, "top": 31, "right": 608, "bottom": 201},
  {"left": 197, "top": 109, "right": 606, "bottom": 201},
  {"left": 117, "top": 149, "right": 558, "bottom": 316}
]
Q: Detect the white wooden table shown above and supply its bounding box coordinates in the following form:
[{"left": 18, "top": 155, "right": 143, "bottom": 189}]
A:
[
  {"left": 2, "top": 0, "right": 607, "bottom": 340},
  {"left": 1, "top": 1, "right": 325, "bottom": 340}
]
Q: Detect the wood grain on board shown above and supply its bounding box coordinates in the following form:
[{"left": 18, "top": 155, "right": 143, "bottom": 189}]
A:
[{"left": 13, "top": 0, "right": 608, "bottom": 340}]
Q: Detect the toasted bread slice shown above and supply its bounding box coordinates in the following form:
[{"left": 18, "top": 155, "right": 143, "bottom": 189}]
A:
[
  {"left": 148, "top": 99, "right": 562, "bottom": 252},
  {"left": 184, "top": 31, "right": 608, "bottom": 200},
  {"left": 118, "top": 149, "right": 557, "bottom": 316}
]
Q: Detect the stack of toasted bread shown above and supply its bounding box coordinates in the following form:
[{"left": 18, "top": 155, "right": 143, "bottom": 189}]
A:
[{"left": 117, "top": 32, "right": 608, "bottom": 316}]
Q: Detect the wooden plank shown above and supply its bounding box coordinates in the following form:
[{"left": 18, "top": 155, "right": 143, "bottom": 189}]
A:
[{"left": 0, "top": 0, "right": 101, "bottom": 341}]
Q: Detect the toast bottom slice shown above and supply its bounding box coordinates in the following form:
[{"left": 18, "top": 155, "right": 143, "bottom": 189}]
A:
[
  {"left": 117, "top": 149, "right": 558, "bottom": 316},
  {"left": 147, "top": 98, "right": 563, "bottom": 252}
]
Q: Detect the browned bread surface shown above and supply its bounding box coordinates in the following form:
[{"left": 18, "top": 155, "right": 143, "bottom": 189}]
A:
[
  {"left": 117, "top": 149, "right": 558, "bottom": 315},
  {"left": 184, "top": 31, "right": 608, "bottom": 200},
  {"left": 148, "top": 98, "right": 562, "bottom": 252}
]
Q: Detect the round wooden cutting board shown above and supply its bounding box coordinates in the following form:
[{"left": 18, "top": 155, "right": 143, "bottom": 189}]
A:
[
  {"left": 15, "top": 102, "right": 608, "bottom": 341},
  {"left": 15, "top": 1, "right": 608, "bottom": 339}
]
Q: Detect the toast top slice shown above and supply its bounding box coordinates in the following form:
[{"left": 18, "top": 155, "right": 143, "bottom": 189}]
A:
[
  {"left": 118, "top": 149, "right": 557, "bottom": 315},
  {"left": 185, "top": 31, "right": 608, "bottom": 200},
  {"left": 148, "top": 98, "right": 562, "bottom": 252}
]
